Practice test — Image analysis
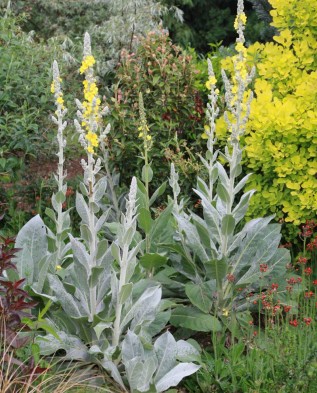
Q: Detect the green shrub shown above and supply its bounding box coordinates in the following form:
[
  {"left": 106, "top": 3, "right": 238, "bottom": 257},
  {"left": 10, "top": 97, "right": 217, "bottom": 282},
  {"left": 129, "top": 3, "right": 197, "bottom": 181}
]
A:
[{"left": 106, "top": 29, "right": 205, "bottom": 192}]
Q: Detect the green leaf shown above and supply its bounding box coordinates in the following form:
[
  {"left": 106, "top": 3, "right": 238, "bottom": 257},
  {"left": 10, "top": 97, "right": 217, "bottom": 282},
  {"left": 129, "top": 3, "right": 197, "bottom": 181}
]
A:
[
  {"left": 79, "top": 182, "right": 89, "bottom": 196},
  {"left": 152, "top": 75, "right": 160, "bottom": 86},
  {"left": 139, "top": 253, "right": 168, "bottom": 269},
  {"left": 15, "top": 215, "right": 48, "bottom": 284},
  {"left": 94, "top": 177, "right": 107, "bottom": 202},
  {"left": 138, "top": 208, "right": 153, "bottom": 234},
  {"left": 142, "top": 164, "right": 153, "bottom": 183},
  {"left": 221, "top": 214, "right": 235, "bottom": 236},
  {"left": 119, "top": 282, "right": 133, "bottom": 304},
  {"left": 55, "top": 190, "right": 66, "bottom": 204},
  {"left": 185, "top": 283, "right": 213, "bottom": 313},
  {"left": 45, "top": 207, "right": 56, "bottom": 223},
  {"left": 149, "top": 181, "right": 167, "bottom": 207},
  {"left": 76, "top": 192, "right": 89, "bottom": 225},
  {"left": 136, "top": 179, "right": 148, "bottom": 210},
  {"left": 216, "top": 183, "right": 231, "bottom": 204},
  {"left": 93, "top": 322, "right": 112, "bottom": 340},
  {"left": 89, "top": 266, "right": 104, "bottom": 287},
  {"left": 170, "top": 307, "right": 222, "bottom": 332},
  {"left": 205, "top": 258, "right": 228, "bottom": 283},
  {"left": 150, "top": 202, "right": 173, "bottom": 240}
]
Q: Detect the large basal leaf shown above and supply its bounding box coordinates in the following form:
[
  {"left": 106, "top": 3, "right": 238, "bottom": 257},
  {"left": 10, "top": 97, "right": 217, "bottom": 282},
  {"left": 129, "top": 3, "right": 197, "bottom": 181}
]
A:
[
  {"left": 170, "top": 306, "right": 222, "bottom": 332},
  {"left": 155, "top": 363, "right": 200, "bottom": 392},
  {"left": 36, "top": 331, "right": 90, "bottom": 361},
  {"left": 120, "top": 286, "right": 162, "bottom": 331},
  {"left": 48, "top": 274, "right": 86, "bottom": 319},
  {"left": 154, "top": 331, "right": 177, "bottom": 383},
  {"left": 185, "top": 282, "right": 213, "bottom": 313},
  {"left": 122, "top": 330, "right": 144, "bottom": 363},
  {"left": 15, "top": 215, "right": 48, "bottom": 283},
  {"left": 176, "top": 340, "right": 201, "bottom": 363},
  {"left": 100, "top": 360, "right": 126, "bottom": 391}
]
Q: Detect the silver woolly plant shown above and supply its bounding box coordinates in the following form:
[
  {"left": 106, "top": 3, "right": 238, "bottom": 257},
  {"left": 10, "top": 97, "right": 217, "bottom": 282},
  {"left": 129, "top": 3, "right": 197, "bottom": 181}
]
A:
[
  {"left": 169, "top": 0, "right": 291, "bottom": 333},
  {"left": 34, "top": 33, "right": 200, "bottom": 393},
  {"left": 13, "top": 61, "right": 71, "bottom": 294},
  {"left": 46, "top": 60, "right": 71, "bottom": 267}
]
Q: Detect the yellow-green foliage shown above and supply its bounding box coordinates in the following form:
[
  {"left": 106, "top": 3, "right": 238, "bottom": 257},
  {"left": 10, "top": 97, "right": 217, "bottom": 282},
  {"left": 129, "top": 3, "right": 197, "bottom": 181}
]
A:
[{"left": 218, "top": 0, "right": 317, "bottom": 225}]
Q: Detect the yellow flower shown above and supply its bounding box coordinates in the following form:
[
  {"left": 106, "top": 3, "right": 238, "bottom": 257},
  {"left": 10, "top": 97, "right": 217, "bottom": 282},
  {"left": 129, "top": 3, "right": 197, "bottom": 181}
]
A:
[
  {"left": 205, "top": 76, "right": 217, "bottom": 90},
  {"left": 56, "top": 265, "right": 62, "bottom": 271},
  {"left": 87, "top": 146, "right": 94, "bottom": 154},
  {"left": 235, "top": 42, "right": 247, "bottom": 56},
  {"left": 138, "top": 132, "right": 144, "bottom": 138},
  {"left": 56, "top": 96, "right": 64, "bottom": 106},
  {"left": 79, "top": 55, "right": 96, "bottom": 74},
  {"left": 146, "top": 135, "right": 152, "bottom": 141},
  {"left": 51, "top": 82, "right": 55, "bottom": 94}
]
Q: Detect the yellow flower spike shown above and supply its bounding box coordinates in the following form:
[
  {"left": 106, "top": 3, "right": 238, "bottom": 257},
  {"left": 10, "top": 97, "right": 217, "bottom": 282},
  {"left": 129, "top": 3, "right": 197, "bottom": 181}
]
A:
[{"left": 79, "top": 55, "right": 96, "bottom": 74}]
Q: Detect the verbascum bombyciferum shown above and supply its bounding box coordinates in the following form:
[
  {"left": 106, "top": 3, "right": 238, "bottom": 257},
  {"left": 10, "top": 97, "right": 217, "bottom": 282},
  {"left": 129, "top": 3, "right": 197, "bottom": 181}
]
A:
[{"left": 217, "top": 0, "right": 317, "bottom": 226}]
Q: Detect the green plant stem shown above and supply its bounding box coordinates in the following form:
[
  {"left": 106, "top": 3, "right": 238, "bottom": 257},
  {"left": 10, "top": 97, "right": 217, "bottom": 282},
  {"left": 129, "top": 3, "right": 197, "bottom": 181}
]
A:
[{"left": 143, "top": 142, "right": 151, "bottom": 275}]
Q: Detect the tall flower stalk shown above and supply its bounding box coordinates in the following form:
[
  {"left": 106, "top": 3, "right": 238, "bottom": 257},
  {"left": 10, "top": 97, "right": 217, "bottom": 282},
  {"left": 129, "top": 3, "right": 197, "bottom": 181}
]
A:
[
  {"left": 74, "top": 32, "right": 110, "bottom": 320},
  {"left": 50, "top": 60, "right": 69, "bottom": 266},
  {"left": 138, "top": 92, "right": 153, "bottom": 255},
  {"left": 112, "top": 176, "right": 138, "bottom": 348},
  {"left": 219, "top": 0, "right": 255, "bottom": 259}
]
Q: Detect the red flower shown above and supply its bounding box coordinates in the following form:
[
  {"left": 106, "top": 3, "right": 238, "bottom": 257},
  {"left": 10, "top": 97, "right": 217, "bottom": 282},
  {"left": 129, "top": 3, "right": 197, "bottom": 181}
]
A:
[
  {"left": 313, "top": 280, "right": 317, "bottom": 286},
  {"left": 271, "top": 283, "right": 279, "bottom": 290},
  {"left": 304, "top": 291, "right": 314, "bottom": 298},
  {"left": 260, "top": 263, "right": 268, "bottom": 272},
  {"left": 304, "top": 267, "right": 313, "bottom": 276},
  {"left": 303, "top": 317, "right": 312, "bottom": 326},
  {"left": 289, "top": 319, "right": 299, "bottom": 327},
  {"left": 284, "top": 305, "right": 291, "bottom": 313},
  {"left": 298, "top": 256, "right": 308, "bottom": 264}
]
